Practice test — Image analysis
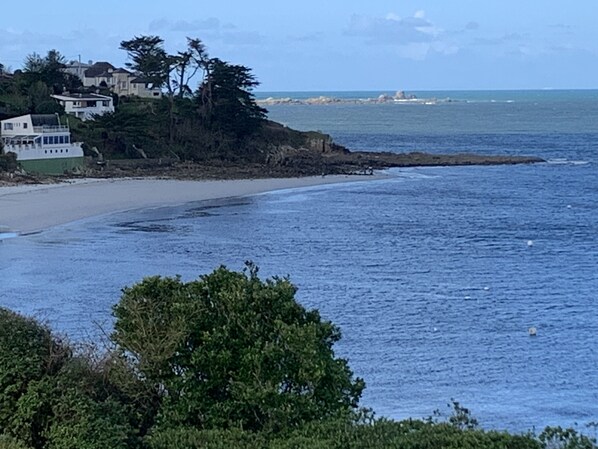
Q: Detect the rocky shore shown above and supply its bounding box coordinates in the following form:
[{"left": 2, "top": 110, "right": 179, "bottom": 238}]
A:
[
  {"left": 0, "top": 119, "right": 544, "bottom": 186},
  {"left": 0, "top": 151, "right": 544, "bottom": 188}
]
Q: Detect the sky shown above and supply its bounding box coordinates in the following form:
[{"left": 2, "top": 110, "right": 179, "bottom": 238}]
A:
[{"left": 1, "top": 0, "right": 597, "bottom": 91}]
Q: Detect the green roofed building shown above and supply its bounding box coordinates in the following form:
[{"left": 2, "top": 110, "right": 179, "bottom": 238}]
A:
[{"left": 0, "top": 114, "right": 84, "bottom": 174}]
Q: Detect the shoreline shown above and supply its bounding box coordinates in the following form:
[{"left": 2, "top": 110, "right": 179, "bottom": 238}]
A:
[{"left": 0, "top": 174, "right": 387, "bottom": 235}]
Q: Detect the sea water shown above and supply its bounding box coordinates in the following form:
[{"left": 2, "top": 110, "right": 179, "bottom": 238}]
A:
[{"left": 1, "top": 90, "right": 597, "bottom": 431}]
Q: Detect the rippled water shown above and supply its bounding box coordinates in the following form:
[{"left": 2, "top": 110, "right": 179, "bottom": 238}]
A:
[{"left": 1, "top": 91, "right": 598, "bottom": 431}]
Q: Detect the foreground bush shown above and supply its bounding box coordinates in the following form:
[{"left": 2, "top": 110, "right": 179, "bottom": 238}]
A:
[
  {"left": 0, "top": 308, "right": 137, "bottom": 449},
  {"left": 145, "top": 418, "right": 543, "bottom": 449},
  {"left": 112, "top": 263, "right": 365, "bottom": 433}
]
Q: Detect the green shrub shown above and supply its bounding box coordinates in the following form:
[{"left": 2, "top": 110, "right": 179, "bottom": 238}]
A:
[
  {"left": 0, "top": 435, "right": 30, "bottom": 449},
  {"left": 112, "top": 264, "right": 364, "bottom": 433}
]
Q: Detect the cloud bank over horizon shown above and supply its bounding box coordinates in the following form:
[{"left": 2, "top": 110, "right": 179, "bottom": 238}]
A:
[{"left": 1, "top": 0, "right": 597, "bottom": 91}]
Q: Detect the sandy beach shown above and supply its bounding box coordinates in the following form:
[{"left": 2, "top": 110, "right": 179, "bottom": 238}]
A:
[{"left": 0, "top": 175, "right": 384, "bottom": 234}]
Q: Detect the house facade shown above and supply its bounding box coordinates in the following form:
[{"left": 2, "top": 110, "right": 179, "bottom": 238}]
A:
[
  {"left": 129, "top": 77, "right": 163, "bottom": 98},
  {"left": 64, "top": 61, "right": 93, "bottom": 81},
  {"left": 52, "top": 93, "right": 114, "bottom": 121},
  {"left": 78, "top": 62, "right": 162, "bottom": 98},
  {"left": 1, "top": 114, "right": 85, "bottom": 174}
]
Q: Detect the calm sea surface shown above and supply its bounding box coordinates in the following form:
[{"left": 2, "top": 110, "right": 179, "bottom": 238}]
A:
[{"left": 2, "top": 90, "right": 598, "bottom": 431}]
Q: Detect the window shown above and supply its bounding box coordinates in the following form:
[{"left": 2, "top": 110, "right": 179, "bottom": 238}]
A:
[
  {"left": 4, "top": 123, "right": 13, "bottom": 130},
  {"left": 59, "top": 136, "right": 64, "bottom": 144},
  {"left": 43, "top": 136, "right": 48, "bottom": 145},
  {"left": 102, "top": 101, "right": 109, "bottom": 107},
  {"left": 66, "top": 136, "right": 70, "bottom": 143},
  {"left": 66, "top": 149, "right": 69, "bottom": 153},
  {"left": 23, "top": 123, "right": 28, "bottom": 129}
]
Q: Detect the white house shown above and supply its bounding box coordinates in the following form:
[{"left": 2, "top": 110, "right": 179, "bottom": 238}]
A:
[
  {"left": 1, "top": 114, "right": 84, "bottom": 174},
  {"left": 129, "top": 77, "right": 163, "bottom": 98},
  {"left": 64, "top": 60, "right": 93, "bottom": 81},
  {"left": 51, "top": 93, "right": 114, "bottom": 121}
]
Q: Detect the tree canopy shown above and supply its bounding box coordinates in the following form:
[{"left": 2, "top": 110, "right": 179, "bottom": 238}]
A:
[
  {"left": 112, "top": 264, "right": 365, "bottom": 432},
  {"left": 22, "top": 50, "right": 81, "bottom": 94}
]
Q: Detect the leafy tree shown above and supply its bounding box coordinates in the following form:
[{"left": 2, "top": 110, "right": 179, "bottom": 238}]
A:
[
  {"left": 120, "top": 36, "right": 208, "bottom": 99},
  {"left": 0, "top": 308, "right": 139, "bottom": 449},
  {"left": 197, "top": 58, "right": 267, "bottom": 138},
  {"left": 120, "top": 36, "right": 171, "bottom": 92},
  {"left": 112, "top": 264, "right": 365, "bottom": 433},
  {"left": 26, "top": 81, "right": 63, "bottom": 114},
  {"left": 22, "top": 50, "right": 80, "bottom": 94},
  {"left": 120, "top": 35, "right": 210, "bottom": 147},
  {"left": 0, "top": 308, "right": 68, "bottom": 439}
]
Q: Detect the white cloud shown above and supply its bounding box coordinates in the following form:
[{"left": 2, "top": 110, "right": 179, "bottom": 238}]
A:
[
  {"left": 149, "top": 18, "right": 221, "bottom": 33},
  {"left": 146, "top": 18, "right": 264, "bottom": 47},
  {"left": 345, "top": 12, "right": 456, "bottom": 60},
  {"left": 345, "top": 13, "right": 438, "bottom": 45},
  {"left": 0, "top": 28, "right": 124, "bottom": 68}
]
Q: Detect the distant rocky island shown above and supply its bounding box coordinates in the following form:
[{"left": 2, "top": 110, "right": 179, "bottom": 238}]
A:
[{"left": 257, "top": 91, "right": 451, "bottom": 106}]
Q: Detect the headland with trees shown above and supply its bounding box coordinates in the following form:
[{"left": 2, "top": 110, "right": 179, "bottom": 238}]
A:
[{"left": 1, "top": 36, "right": 541, "bottom": 182}]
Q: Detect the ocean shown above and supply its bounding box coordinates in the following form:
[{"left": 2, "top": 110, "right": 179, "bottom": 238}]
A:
[{"left": 2, "top": 90, "right": 598, "bottom": 431}]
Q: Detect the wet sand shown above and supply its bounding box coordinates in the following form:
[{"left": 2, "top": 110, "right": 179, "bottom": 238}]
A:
[{"left": 0, "top": 175, "right": 384, "bottom": 234}]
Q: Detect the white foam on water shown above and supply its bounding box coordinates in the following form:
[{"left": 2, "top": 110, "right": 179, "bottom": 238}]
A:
[{"left": 546, "top": 159, "right": 590, "bottom": 166}]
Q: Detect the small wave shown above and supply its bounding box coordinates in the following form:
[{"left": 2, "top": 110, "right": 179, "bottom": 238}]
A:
[
  {"left": 389, "top": 168, "right": 440, "bottom": 179},
  {"left": 0, "top": 232, "right": 18, "bottom": 240},
  {"left": 546, "top": 159, "right": 590, "bottom": 166}
]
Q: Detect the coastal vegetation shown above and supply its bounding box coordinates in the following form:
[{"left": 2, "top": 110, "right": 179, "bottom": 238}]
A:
[{"left": 0, "top": 265, "right": 595, "bottom": 449}]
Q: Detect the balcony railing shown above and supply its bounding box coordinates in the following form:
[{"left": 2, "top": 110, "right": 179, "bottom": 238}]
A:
[{"left": 32, "top": 125, "right": 70, "bottom": 133}]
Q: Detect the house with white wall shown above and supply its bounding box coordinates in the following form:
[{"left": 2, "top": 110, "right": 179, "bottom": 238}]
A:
[
  {"left": 51, "top": 93, "right": 114, "bottom": 121},
  {"left": 1, "top": 114, "right": 84, "bottom": 174},
  {"left": 64, "top": 61, "right": 93, "bottom": 81},
  {"left": 129, "top": 77, "right": 163, "bottom": 98}
]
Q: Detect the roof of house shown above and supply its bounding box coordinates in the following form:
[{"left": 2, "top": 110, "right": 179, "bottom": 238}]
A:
[
  {"left": 112, "top": 68, "right": 131, "bottom": 74},
  {"left": 65, "top": 62, "right": 92, "bottom": 69},
  {"left": 84, "top": 62, "right": 115, "bottom": 78},
  {"left": 93, "top": 71, "right": 115, "bottom": 79},
  {"left": 31, "top": 115, "right": 60, "bottom": 127}
]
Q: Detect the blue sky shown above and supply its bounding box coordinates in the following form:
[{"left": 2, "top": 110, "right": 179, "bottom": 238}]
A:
[{"left": 1, "top": 0, "right": 597, "bottom": 91}]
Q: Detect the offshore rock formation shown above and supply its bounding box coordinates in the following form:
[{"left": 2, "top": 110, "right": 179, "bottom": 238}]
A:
[{"left": 257, "top": 91, "right": 443, "bottom": 106}]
